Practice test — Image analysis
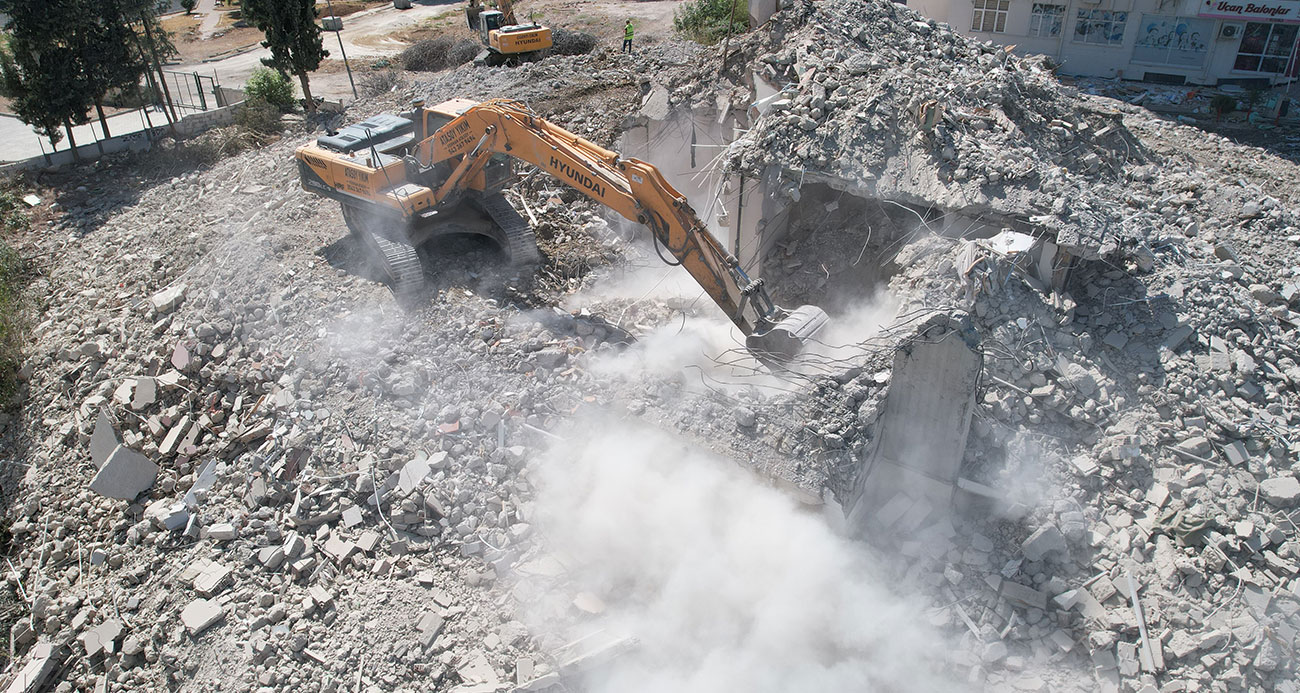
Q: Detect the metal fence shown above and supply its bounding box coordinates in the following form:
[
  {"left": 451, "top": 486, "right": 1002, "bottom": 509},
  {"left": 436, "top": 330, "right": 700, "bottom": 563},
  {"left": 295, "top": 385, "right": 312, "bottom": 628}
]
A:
[{"left": 158, "top": 70, "right": 223, "bottom": 112}]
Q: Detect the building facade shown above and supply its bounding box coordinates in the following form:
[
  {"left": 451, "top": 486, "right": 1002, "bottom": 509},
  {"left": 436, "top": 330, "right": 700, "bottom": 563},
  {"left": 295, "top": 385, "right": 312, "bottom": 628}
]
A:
[{"left": 907, "top": 0, "right": 1300, "bottom": 85}]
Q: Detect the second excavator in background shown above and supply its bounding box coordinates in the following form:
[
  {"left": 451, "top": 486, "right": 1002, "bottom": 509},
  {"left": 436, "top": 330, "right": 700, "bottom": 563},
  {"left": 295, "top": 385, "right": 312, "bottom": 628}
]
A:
[
  {"left": 295, "top": 98, "right": 829, "bottom": 364},
  {"left": 464, "top": 0, "right": 552, "bottom": 65}
]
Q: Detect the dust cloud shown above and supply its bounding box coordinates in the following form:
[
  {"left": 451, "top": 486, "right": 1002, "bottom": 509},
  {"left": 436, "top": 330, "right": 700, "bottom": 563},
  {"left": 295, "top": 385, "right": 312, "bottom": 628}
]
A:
[{"left": 525, "top": 418, "right": 969, "bottom": 693}]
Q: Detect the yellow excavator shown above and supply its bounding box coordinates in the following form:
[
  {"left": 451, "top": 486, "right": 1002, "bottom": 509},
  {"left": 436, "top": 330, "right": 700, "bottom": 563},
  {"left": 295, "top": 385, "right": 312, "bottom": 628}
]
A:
[
  {"left": 295, "top": 98, "right": 829, "bottom": 362},
  {"left": 465, "top": 0, "right": 551, "bottom": 65}
]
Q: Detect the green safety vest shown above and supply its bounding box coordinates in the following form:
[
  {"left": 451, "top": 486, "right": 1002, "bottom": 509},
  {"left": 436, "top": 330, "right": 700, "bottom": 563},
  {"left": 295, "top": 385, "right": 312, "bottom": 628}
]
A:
[{"left": 625, "top": 24, "right": 633, "bottom": 39}]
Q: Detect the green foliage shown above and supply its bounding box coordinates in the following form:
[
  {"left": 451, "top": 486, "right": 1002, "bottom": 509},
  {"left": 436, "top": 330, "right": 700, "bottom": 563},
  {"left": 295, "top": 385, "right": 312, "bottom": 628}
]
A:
[
  {"left": 244, "top": 67, "right": 295, "bottom": 110},
  {"left": 0, "top": 189, "right": 31, "bottom": 408},
  {"left": 0, "top": 0, "right": 95, "bottom": 148},
  {"left": 1211, "top": 94, "right": 1237, "bottom": 117},
  {"left": 241, "top": 0, "right": 328, "bottom": 106},
  {"left": 181, "top": 0, "right": 196, "bottom": 12},
  {"left": 235, "top": 96, "right": 283, "bottom": 136},
  {"left": 0, "top": 0, "right": 158, "bottom": 146},
  {"left": 673, "top": 0, "right": 748, "bottom": 44}
]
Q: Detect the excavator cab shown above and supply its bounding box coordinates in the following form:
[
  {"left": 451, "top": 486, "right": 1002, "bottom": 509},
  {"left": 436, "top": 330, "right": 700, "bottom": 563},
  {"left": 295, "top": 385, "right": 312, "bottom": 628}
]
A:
[{"left": 478, "top": 9, "right": 505, "bottom": 43}]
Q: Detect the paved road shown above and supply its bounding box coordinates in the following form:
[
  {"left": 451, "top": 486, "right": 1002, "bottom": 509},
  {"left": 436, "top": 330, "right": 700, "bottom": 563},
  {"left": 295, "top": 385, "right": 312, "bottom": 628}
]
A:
[
  {"left": 181, "top": 1, "right": 459, "bottom": 99},
  {"left": 0, "top": 1, "right": 457, "bottom": 163}
]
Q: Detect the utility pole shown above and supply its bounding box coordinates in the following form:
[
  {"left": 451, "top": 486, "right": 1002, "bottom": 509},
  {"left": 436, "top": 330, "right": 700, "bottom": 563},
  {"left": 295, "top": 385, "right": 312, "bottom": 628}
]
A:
[{"left": 323, "top": 0, "right": 359, "bottom": 99}]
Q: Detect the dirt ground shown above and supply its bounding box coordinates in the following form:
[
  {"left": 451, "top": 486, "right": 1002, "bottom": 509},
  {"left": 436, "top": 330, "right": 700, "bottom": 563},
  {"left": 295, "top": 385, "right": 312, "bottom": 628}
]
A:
[{"left": 356, "top": 0, "right": 681, "bottom": 51}]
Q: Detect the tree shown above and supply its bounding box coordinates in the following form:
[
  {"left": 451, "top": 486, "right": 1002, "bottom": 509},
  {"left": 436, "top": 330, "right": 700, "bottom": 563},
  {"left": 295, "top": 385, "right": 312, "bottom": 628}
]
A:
[
  {"left": 79, "top": 0, "right": 151, "bottom": 138},
  {"left": 0, "top": 0, "right": 95, "bottom": 154},
  {"left": 181, "top": 0, "right": 196, "bottom": 13},
  {"left": 241, "top": 0, "right": 328, "bottom": 112}
]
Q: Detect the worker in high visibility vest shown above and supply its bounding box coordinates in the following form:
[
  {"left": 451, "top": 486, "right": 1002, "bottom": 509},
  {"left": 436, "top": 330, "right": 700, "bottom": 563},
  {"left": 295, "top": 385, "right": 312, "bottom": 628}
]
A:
[{"left": 622, "top": 20, "right": 634, "bottom": 53}]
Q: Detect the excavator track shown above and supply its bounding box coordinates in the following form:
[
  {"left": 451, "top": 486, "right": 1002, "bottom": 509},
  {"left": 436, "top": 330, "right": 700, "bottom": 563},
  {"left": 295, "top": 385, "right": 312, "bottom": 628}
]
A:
[
  {"left": 342, "top": 203, "right": 425, "bottom": 298},
  {"left": 367, "top": 232, "right": 425, "bottom": 298},
  {"left": 478, "top": 193, "right": 540, "bottom": 267}
]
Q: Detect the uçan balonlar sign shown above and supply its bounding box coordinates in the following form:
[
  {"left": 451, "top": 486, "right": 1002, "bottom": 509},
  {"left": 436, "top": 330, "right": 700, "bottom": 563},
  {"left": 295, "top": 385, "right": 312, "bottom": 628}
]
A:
[{"left": 1198, "top": 0, "right": 1300, "bottom": 22}]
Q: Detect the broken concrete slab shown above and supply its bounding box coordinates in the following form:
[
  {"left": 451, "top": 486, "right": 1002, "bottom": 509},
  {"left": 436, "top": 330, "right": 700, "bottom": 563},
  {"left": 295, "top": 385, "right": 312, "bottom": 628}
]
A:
[
  {"left": 1021, "top": 524, "right": 1068, "bottom": 562},
  {"left": 457, "top": 650, "right": 500, "bottom": 686},
  {"left": 89, "top": 411, "right": 119, "bottom": 470},
  {"left": 1260, "top": 476, "right": 1300, "bottom": 506},
  {"left": 89, "top": 445, "right": 159, "bottom": 500},
  {"left": 185, "top": 559, "right": 233, "bottom": 597},
  {"left": 4, "top": 642, "right": 58, "bottom": 693},
  {"left": 398, "top": 457, "right": 431, "bottom": 495},
  {"left": 78, "top": 620, "right": 122, "bottom": 659},
  {"left": 1000, "top": 581, "right": 1048, "bottom": 610},
  {"left": 131, "top": 377, "right": 156, "bottom": 410},
  {"left": 180, "top": 598, "right": 223, "bottom": 635},
  {"left": 144, "top": 499, "right": 189, "bottom": 531},
  {"left": 149, "top": 284, "right": 187, "bottom": 314},
  {"left": 846, "top": 315, "right": 981, "bottom": 527}
]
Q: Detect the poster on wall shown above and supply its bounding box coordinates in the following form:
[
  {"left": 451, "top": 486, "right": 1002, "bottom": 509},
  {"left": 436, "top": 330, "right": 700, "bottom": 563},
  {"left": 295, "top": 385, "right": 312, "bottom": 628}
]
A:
[
  {"left": 1133, "top": 15, "right": 1213, "bottom": 66},
  {"left": 1197, "top": 0, "right": 1300, "bottom": 23}
]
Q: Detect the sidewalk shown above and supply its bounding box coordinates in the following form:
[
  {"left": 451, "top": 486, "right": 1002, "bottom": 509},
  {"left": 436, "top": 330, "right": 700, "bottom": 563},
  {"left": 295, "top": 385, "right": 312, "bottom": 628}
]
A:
[{"left": 0, "top": 108, "right": 178, "bottom": 163}]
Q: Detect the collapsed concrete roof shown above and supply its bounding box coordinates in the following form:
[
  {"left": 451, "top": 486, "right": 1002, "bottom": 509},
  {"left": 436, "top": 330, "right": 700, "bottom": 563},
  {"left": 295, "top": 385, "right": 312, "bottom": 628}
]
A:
[{"left": 720, "top": 0, "right": 1182, "bottom": 259}]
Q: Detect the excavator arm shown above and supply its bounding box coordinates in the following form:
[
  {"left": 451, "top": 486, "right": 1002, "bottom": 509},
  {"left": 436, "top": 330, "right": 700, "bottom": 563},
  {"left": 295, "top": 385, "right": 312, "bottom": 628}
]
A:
[{"left": 412, "top": 99, "right": 828, "bottom": 359}]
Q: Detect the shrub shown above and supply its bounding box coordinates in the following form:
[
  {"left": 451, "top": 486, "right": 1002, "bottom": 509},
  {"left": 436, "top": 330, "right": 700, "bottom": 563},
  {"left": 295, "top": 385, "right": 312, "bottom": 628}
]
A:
[
  {"left": 400, "top": 36, "right": 480, "bottom": 72},
  {"left": 673, "top": 0, "right": 748, "bottom": 44},
  {"left": 550, "top": 28, "right": 597, "bottom": 56},
  {"left": 0, "top": 190, "right": 30, "bottom": 407},
  {"left": 235, "top": 96, "right": 283, "bottom": 137},
  {"left": 1211, "top": 94, "right": 1237, "bottom": 119},
  {"left": 244, "top": 68, "right": 295, "bottom": 110},
  {"left": 359, "top": 69, "right": 402, "bottom": 98}
]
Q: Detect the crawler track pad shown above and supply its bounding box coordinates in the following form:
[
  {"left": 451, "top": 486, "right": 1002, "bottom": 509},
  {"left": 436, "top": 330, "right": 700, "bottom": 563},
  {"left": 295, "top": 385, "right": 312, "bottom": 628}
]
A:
[{"left": 746, "top": 305, "right": 831, "bottom": 364}]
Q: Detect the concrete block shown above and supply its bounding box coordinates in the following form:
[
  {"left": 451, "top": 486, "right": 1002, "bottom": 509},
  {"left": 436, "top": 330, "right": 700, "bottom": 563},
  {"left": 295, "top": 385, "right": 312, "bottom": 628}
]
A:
[
  {"left": 145, "top": 499, "right": 189, "bottom": 531},
  {"left": 341, "top": 506, "right": 363, "bottom": 528},
  {"left": 131, "top": 377, "right": 156, "bottom": 410},
  {"left": 1260, "top": 477, "right": 1300, "bottom": 506},
  {"left": 207, "top": 523, "right": 237, "bottom": 541},
  {"left": 78, "top": 619, "right": 122, "bottom": 659},
  {"left": 4, "top": 642, "right": 58, "bottom": 693},
  {"left": 323, "top": 534, "right": 356, "bottom": 562},
  {"left": 1021, "top": 525, "right": 1067, "bottom": 562},
  {"left": 89, "top": 445, "right": 158, "bottom": 500},
  {"left": 180, "top": 599, "right": 223, "bottom": 635},
  {"left": 89, "top": 411, "right": 119, "bottom": 469},
  {"left": 159, "top": 415, "right": 191, "bottom": 457},
  {"left": 149, "top": 284, "right": 187, "bottom": 314},
  {"left": 1001, "top": 581, "right": 1048, "bottom": 610},
  {"left": 398, "top": 457, "right": 431, "bottom": 495}
]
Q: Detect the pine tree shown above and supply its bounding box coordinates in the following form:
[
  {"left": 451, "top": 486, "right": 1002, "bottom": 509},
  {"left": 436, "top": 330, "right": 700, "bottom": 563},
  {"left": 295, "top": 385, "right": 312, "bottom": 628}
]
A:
[
  {"left": 0, "top": 0, "right": 94, "bottom": 153},
  {"left": 79, "top": 0, "right": 151, "bottom": 138},
  {"left": 241, "top": 0, "right": 329, "bottom": 112}
]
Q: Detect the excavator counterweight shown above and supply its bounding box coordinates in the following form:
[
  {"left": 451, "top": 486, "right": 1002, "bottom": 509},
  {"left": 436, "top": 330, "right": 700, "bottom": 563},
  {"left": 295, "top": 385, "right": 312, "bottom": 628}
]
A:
[{"left": 295, "top": 98, "right": 829, "bottom": 365}]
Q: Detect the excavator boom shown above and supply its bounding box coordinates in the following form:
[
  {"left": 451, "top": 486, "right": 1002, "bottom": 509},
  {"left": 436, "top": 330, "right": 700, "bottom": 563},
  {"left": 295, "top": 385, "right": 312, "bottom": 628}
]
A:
[{"left": 296, "top": 98, "right": 829, "bottom": 363}]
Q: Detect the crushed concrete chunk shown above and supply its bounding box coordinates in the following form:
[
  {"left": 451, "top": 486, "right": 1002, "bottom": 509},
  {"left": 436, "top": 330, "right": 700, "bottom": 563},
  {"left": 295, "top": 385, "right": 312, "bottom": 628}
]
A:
[
  {"left": 5, "top": 642, "right": 57, "bottom": 693},
  {"left": 1021, "top": 524, "right": 1067, "bottom": 562},
  {"left": 89, "top": 445, "right": 159, "bottom": 500},
  {"left": 1260, "top": 476, "right": 1300, "bottom": 506},
  {"left": 149, "top": 284, "right": 187, "bottom": 314},
  {"left": 180, "top": 598, "right": 223, "bottom": 635},
  {"left": 79, "top": 620, "right": 122, "bottom": 659}
]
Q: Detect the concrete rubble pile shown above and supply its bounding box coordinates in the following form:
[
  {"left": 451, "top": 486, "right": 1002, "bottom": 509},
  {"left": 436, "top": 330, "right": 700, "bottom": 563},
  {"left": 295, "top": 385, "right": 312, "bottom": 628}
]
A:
[
  {"left": 652, "top": 1, "right": 1300, "bottom": 691},
  {"left": 1, "top": 5, "right": 1299, "bottom": 693},
  {"left": 724, "top": 0, "right": 1225, "bottom": 261}
]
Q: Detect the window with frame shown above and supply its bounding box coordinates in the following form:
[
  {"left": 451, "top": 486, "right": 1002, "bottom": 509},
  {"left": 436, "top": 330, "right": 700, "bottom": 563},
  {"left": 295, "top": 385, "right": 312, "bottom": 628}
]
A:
[
  {"left": 1132, "top": 15, "right": 1211, "bottom": 67},
  {"left": 1234, "top": 22, "right": 1299, "bottom": 73},
  {"left": 1029, "top": 4, "right": 1065, "bottom": 38},
  {"left": 972, "top": 0, "right": 1009, "bottom": 33},
  {"left": 1074, "top": 9, "right": 1128, "bottom": 46}
]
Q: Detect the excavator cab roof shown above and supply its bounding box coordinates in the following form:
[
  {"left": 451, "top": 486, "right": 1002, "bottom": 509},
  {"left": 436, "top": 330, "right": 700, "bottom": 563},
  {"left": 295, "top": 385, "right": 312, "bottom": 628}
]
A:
[{"left": 427, "top": 98, "right": 481, "bottom": 120}]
